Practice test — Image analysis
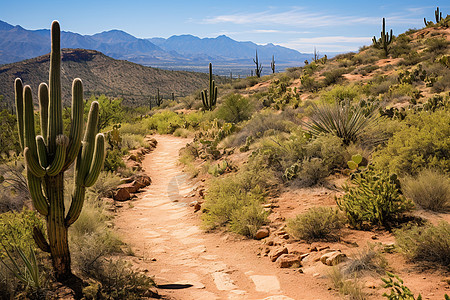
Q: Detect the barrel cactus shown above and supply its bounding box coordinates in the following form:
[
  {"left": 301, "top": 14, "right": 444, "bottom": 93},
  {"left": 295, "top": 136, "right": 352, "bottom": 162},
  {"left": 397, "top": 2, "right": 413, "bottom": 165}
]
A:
[{"left": 14, "top": 20, "right": 105, "bottom": 280}]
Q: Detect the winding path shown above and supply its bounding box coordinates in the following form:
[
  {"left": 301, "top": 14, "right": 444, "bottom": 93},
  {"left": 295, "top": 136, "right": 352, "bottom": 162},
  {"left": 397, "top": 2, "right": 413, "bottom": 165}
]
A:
[{"left": 114, "top": 135, "right": 336, "bottom": 300}]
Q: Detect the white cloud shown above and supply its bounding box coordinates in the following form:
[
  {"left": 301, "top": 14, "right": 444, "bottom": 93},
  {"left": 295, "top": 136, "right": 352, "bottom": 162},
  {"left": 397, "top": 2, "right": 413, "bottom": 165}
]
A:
[{"left": 202, "top": 7, "right": 420, "bottom": 27}]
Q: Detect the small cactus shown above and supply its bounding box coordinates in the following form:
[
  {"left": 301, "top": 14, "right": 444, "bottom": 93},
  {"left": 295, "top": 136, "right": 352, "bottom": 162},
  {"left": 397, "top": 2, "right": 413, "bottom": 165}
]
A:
[
  {"left": 201, "top": 63, "right": 217, "bottom": 111},
  {"left": 253, "top": 50, "right": 263, "bottom": 78},
  {"left": 372, "top": 18, "right": 393, "bottom": 57},
  {"left": 347, "top": 154, "right": 363, "bottom": 170}
]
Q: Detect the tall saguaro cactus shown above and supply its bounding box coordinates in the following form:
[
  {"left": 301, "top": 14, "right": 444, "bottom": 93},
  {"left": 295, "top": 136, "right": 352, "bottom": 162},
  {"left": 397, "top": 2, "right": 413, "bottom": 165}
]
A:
[
  {"left": 424, "top": 7, "right": 443, "bottom": 26},
  {"left": 271, "top": 55, "right": 276, "bottom": 74},
  {"left": 14, "top": 21, "right": 105, "bottom": 281},
  {"left": 372, "top": 18, "right": 393, "bottom": 57},
  {"left": 201, "top": 63, "right": 217, "bottom": 111},
  {"left": 253, "top": 50, "right": 263, "bottom": 78}
]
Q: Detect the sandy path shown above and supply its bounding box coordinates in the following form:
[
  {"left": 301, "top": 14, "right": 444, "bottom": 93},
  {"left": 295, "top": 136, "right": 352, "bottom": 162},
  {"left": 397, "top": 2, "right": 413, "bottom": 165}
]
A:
[{"left": 114, "top": 135, "right": 337, "bottom": 300}]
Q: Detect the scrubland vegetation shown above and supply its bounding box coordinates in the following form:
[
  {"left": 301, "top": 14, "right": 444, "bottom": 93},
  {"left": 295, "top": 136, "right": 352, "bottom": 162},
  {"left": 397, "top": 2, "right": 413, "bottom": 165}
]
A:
[{"left": 1, "top": 12, "right": 450, "bottom": 300}]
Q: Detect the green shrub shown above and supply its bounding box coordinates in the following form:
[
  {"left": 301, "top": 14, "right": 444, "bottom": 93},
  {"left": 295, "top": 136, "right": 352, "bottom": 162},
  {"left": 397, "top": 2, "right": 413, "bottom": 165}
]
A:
[
  {"left": 402, "top": 169, "right": 450, "bottom": 212},
  {"left": 144, "top": 110, "right": 185, "bottom": 134},
  {"left": 287, "top": 207, "right": 344, "bottom": 242},
  {"left": 373, "top": 110, "right": 450, "bottom": 175},
  {"left": 104, "top": 148, "right": 126, "bottom": 172},
  {"left": 84, "top": 258, "right": 155, "bottom": 300},
  {"left": 321, "top": 85, "right": 361, "bottom": 103},
  {"left": 229, "top": 202, "right": 268, "bottom": 238},
  {"left": 305, "top": 134, "right": 346, "bottom": 171},
  {"left": 0, "top": 210, "right": 45, "bottom": 257},
  {"left": 381, "top": 272, "right": 423, "bottom": 300},
  {"left": 202, "top": 155, "right": 274, "bottom": 235},
  {"left": 337, "top": 168, "right": 414, "bottom": 229},
  {"left": 86, "top": 171, "right": 122, "bottom": 202},
  {"left": 215, "top": 93, "right": 253, "bottom": 124},
  {"left": 322, "top": 68, "right": 347, "bottom": 86},
  {"left": 118, "top": 121, "right": 149, "bottom": 136},
  {"left": 395, "top": 222, "right": 450, "bottom": 269}
]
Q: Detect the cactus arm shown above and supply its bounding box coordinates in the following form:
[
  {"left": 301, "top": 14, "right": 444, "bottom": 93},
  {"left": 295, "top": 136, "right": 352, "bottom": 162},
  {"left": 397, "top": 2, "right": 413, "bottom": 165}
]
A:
[
  {"left": 27, "top": 171, "right": 48, "bottom": 216},
  {"left": 201, "top": 90, "right": 207, "bottom": 108},
  {"left": 14, "top": 78, "right": 24, "bottom": 150},
  {"left": 36, "top": 136, "right": 48, "bottom": 168},
  {"left": 213, "top": 85, "right": 218, "bottom": 106},
  {"left": 32, "top": 227, "right": 50, "bottom": 253},
  {"left": 84, "top": 133, "right": 105, "bottom": 187},
  {"left": 38, "top": 83, "right": 49, "bottom": 144},
  {"left": 46, "top": 135, "right": 68, "bottom": 176},
  {"left": 65, "top": 185, "right": 85, "bottom": 227},
  {"left": 424, "top": 17, "right": 428, "bottom": 26},
  {"left": 64, "top": 79, "right": 84, "bottom": 170},
  {"left": 48, "top": 21, "right": 63, "bottom": 153},
  {"left": 24, "top": 147, "right": 46, "bottom": 178}
]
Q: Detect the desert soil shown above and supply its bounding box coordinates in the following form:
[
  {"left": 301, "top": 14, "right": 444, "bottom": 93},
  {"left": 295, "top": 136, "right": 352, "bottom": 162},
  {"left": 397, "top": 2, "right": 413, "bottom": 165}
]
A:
[
  {"left": 114, "top": 135, "right": 338, "bottom": 300},
  {"left": 114, "top": 135, "right": 450, "bottom": 300}
]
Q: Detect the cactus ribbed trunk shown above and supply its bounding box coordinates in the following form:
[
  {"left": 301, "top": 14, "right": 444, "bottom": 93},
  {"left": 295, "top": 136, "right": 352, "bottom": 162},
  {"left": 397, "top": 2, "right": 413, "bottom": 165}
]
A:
[{"left": 46, "top": 173, "right": 71, "bottom": 280}]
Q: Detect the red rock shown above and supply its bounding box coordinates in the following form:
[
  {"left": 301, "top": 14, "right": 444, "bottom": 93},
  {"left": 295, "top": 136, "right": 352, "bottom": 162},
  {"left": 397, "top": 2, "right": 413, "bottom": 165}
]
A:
[
  {"left": 114, "top": 188, "right": 131, "bottom": 201},
  {"left": 255, "top": 227, "right": 270, "bottom": 240},
  {"left": 117, "top": 182, "right": 140, "bottom": 193},
  {"left": 269, "top": 246, "right": 288, "bottom": 262},
  {"left": 276, "top": 254, "right": 301, "bottom": 268}
]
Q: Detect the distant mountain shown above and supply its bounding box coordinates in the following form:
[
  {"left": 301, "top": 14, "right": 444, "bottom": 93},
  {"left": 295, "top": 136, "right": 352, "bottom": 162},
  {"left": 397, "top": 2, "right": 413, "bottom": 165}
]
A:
[
  {"left": 0, "top": 49, "right": 214, "bottom": 107},
  {"left": 148, "top": 34, "right": 306, "bottom": 62},
  {"left": 0, "top": 20, "right": 311, "bottom": 75}
]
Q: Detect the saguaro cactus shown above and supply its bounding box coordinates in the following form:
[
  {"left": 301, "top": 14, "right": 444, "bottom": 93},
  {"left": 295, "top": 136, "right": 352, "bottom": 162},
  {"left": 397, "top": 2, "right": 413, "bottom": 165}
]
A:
[
  {"left": 201, "top": 63, "right": 217, "bottom": 111},
  {"left": 156, "top": 88, "right": 163, "bottom": 106},
  {"left": 372, "top": 18, "right": 393, "bottom": 57},
  {"left": 14, "top": 21, "right": 105, "bottom": 281},
  {"left": 271, "top": 55, "right": 275, "bottom": 74},
  {"left": 424, "top": 7, "right": 443, "bottom": 26},
  {"left": 253, "top": 50, "right": 263, "bottom": 78}
]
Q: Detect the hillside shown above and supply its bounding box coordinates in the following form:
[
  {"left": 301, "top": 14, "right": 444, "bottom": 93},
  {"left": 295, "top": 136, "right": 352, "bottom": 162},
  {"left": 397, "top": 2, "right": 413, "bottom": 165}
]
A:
[{"left": 0, "top": 48, "right": 215, "bottom": 107}]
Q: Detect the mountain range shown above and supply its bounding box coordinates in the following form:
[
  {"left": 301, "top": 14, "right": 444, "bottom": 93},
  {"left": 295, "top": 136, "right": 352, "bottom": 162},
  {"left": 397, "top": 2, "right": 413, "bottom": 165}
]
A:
[{"left": 0, "top": 20, "right": 311, "bottom": 75}]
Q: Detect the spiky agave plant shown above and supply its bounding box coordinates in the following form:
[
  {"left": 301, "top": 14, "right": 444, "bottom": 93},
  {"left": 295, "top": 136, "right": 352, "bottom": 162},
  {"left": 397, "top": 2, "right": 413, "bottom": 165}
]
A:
[
  {"left": 14, "top": 21, "right": 105, "bottom": 280},
  {"left": 302, "top": 101, "right": 379, "bottom": 146}
]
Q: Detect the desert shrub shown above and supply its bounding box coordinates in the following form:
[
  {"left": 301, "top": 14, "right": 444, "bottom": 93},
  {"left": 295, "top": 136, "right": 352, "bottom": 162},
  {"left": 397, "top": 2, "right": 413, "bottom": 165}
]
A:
[
  {"left": 0, "top": 210, "right": 45, "bottom": 257},
  {"left": 395, "top": 222, "right": 450, "bottom": 269},
  {"left": 226, "top": 111, "right": 293, "bottom": 147},
  {"left": 287, "top": 207, "right": 344, "bottom": 242},
  {"left": 321, "top": 85, "right": 361, "bottom": 103},
  {"left": 0, "top": 162, "right": 29, "bottom": 213},
  {"left": 302, "top": 101, "right": 379, "bottom": 145},
  {"left": 381, "top": 272, "right": 423, "bottom": 300},
  {"left": 202, "top": 155, "right": 275, "bottom": 235},
  {"left": 86, "top": 171, "right": 122, "bottom": 202},
  {"left": 144, "top": 110, "right": 184, "bottom": 134},
  {"left": 118, "top": 121, "right": 149, "bottom": 136},
  {"left": 120, "top": 134, "right": 145, "bottom": 150},
  {"left": 352, "top": 48, "right": 380, "bottom": 64},
  {"left": 229, "top": 202, "right": 268, "bottom": 238},
  {"left": 103, "top": 149, "right": 126, "bottom": 172},
  {"left": 322, "top": 68, "right": 347, "bottom": 86},
  {"left": 387, "top": 83, "right": 420, "bottom": 102},
  {"left": 184, "top": 111, "right": 203, "bottom": 129},
  {"left": 425, "top": 37, "right": 449, "bottom": 57},
  {"left": 305, "top": 134, "right": 347, "bottom": 171},
  {"left": 373, "top": 110, "right": 450, "bottom": 175},
  {"left": 300, "top": 74, "right": 322, "bottom": 92},
  {"left": 82, "top": 258, "right": 154, "bottom": 300},
  {"left": 401, "top": 169, "right": 450, "bottom": 212},
  {"left": 337, "top": 167, "right": 414, "bottom": 229},
  {"left": 329, "top": 267, "right": 365, "bottom": 300},
  {"left": 173, "top": 128, "right": 191, "bottom": 138},
  {"left": 215, "top": 94, "right": 253, "bottom": 124},
  {"left": 296, "top": 157, "right": 328, "bottom": 186},
  {"left": 390, "top": 34, "right": 412, "bottom": 58},
  {"left": 343, "top": 244, "right": 387, "bottom": 275}
]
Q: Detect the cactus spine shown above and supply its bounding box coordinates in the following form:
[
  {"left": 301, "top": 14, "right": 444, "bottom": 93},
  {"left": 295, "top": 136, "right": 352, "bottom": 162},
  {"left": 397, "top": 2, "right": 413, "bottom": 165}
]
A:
[
  {"left": 271, "top": 55, "right": 275, "bottom": 74},
  {"left": 253, "top": 50, "right": 263, "bottom": 78},
  {"left": 372, "top": 18, "right": 393, "bottom": 57},
  {"left": 14, "top": 21, "right": 105, "bottom": 281},
  {"left": 201, "top": 63, "right": 217, "bottom": 111}
]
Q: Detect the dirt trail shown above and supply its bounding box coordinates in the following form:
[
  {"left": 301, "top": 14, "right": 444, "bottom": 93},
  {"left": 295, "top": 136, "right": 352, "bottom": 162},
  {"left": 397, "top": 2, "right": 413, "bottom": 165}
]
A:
[{"left": 115, "top": 135, "right": 337, "bottom": 300}]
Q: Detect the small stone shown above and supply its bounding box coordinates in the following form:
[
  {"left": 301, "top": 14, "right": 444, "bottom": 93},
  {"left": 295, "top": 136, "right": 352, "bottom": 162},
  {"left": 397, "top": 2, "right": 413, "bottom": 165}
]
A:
[
  {"left": 114, "top": 188, "right": 130, "bottom": 201},
  {"left": 276, "top": 254, "right": 301, "bottom": 268},
  {"left": 269, "top": 247, "right": 288, "bottom": 262},
  {"left": 255, "top": 228, "right": 270, "bottom": 240},
  {"left": 320, "top": 251, "right": 347, "bottom": 266},
  {"left": 117, "top": 182, "right": 140, "bottom": 193},
  {"left": 371, "top": 235, "right": 378, "bottom": 240},
  {"left": 194, "top": 202, "right": 201, "bottom": 212},
  {"left": 312, "top": 273, "right": 320, "bottom": 278},
  {"left": 318, "top": 246, "right": 330, "bottom": 251},
  {"left": 365, "top": 281, "right": 377, "bottom": 289}
]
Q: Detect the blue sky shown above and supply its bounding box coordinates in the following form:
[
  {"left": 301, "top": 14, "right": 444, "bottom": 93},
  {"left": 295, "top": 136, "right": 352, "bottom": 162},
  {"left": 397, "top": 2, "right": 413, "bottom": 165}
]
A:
[{"left": 1, "top": 0, "right": 448, "bottom": 53}]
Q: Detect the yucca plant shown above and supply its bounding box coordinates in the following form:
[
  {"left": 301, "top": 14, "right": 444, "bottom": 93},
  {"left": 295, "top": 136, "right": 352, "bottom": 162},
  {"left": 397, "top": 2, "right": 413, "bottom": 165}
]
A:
[
  {"left": 302, "top": 101, "right": 378, "bottom": 146},
  {"left": 0, "top": 244, "right": 41, "bottom": 289}
]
